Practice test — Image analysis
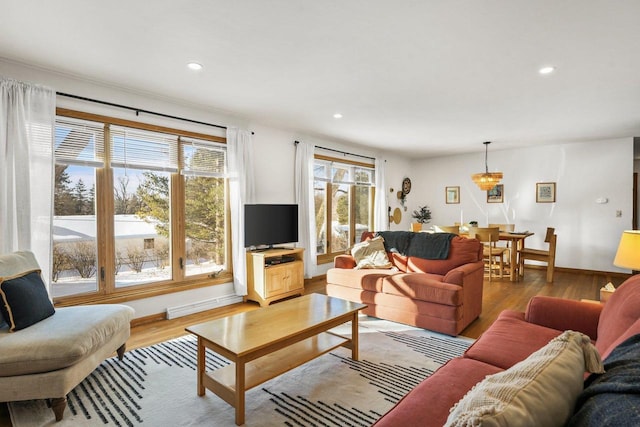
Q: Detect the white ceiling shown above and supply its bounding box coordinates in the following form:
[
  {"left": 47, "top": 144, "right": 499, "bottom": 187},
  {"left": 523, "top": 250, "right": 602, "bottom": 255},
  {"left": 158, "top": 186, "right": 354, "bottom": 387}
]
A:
[{"left": 2, "top": 0, "right": 640, "bottom": 158}]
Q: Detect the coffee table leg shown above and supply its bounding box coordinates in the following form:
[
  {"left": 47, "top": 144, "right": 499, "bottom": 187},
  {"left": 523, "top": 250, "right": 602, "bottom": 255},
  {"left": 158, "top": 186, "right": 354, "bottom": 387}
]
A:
[
  {"left": 196, "top": 337, "right": 205, "bottom": 396},
  {"left": 235, "top": 361, "right": 246, "bottom": 425},
  {"left": 351, "top": 312, "right": 359, "bottom": 361}
]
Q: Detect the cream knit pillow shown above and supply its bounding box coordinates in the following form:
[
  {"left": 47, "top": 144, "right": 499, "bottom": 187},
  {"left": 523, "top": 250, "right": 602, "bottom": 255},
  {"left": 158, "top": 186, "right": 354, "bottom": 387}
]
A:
[
  {"left": 351, "top": 236, "right": 392, "bottom": 269},
  {"left": 445, "top": 330, "right": 604, "bottom": 427}
]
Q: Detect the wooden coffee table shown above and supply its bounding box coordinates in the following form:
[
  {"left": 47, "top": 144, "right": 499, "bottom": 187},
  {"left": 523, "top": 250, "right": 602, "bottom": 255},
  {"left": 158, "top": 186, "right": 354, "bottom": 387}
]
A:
[{"left": 185, "top": 293, "right": 367, "bottom": 425}]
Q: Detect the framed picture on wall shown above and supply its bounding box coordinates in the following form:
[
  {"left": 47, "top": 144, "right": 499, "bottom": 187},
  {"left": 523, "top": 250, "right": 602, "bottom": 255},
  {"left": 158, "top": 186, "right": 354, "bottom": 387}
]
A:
[
  {"left": 445, "top": 186, "right": 460, "bottom": 204},
  {"left": 487, "top": 184, "right": 504, "bottom": 203},
  {"left": 536, "top": 182, "right": 556, "bottom": 203}
]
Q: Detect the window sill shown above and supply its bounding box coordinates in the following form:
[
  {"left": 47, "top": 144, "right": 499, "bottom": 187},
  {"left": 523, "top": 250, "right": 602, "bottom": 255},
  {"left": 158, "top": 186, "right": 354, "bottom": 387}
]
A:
[{"left": 53, "top": 272, "right": 233, "bottom": 307}]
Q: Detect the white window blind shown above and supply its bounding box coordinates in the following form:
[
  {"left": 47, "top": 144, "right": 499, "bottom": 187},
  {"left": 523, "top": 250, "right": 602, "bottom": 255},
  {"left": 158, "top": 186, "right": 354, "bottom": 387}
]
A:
[
  {"left": 314, "top": 159, "right": 375, "bottom": 186},
  {"left": 110, "top": 125, "right": 178, "bottom": 172},
  {"left": 181, "top": 138, "right": 226, "bottom": 177},
  {"left": 354, "top": 166, "right": 374, "bottom": 186},
  {"left": 54, "top": 117, "right": 105, "bottom": 167}
]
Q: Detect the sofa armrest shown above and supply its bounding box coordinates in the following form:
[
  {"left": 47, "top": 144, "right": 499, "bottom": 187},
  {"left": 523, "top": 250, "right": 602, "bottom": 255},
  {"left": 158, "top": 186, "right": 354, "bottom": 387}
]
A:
[
  {"left": 442, "top": 261, "right": 484, "bottom": 286},
  {"left": 334, "top": 254, "right": 356, "bottom": 269},
  {"left": 525, "top": 296, "right": 602, "bottom": 340}
]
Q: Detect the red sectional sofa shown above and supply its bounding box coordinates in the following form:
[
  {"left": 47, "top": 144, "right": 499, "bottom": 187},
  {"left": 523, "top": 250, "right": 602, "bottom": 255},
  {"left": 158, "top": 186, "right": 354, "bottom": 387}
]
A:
[
  {"left": 373, "top": 274, "right": 640, "bottom": 426},
  {"left": 326, "top": 231, "right": 484, "bottom": 336}
]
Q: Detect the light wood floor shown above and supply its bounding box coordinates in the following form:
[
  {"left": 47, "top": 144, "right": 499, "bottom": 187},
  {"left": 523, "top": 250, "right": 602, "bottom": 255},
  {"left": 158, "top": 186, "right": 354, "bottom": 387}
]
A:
[{"left": 0, "top": 267, "right": 626, "bottom": 426}]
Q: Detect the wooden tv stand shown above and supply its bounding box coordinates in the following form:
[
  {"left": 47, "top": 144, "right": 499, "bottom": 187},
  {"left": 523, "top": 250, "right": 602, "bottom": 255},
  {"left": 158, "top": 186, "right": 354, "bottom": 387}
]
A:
[{"left": 245, "top": 247, "right": 304, "bottom": 306}]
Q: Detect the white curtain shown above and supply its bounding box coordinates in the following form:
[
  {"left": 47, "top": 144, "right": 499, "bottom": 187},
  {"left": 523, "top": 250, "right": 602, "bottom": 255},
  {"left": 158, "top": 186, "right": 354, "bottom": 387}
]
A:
[
  {"left": 374, "top": 157, "right": 388, "bottom": 232},
  {"left": 0, "top": 78, "right": 55, "bottom": 284},
  {"left": 294, "top": 141, "right": 316, "bottom": 278},
  {"left": 227, "top": 127, "right": 255, "bottom": 296}
]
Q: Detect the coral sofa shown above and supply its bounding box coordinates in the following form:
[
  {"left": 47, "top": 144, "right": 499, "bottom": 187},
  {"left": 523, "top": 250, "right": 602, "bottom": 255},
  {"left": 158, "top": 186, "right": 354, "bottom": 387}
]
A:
[
  {"left": 374, "top": 273, "right": 640, "bottom": 426},
  {"left": 326, "top": 231, "right": 484, "bottom": 336}
]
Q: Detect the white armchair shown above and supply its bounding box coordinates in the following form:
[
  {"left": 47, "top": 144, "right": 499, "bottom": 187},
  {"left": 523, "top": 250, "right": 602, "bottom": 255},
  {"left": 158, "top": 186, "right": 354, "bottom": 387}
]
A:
[{"left": 0, "top": 251, "right": 134, "bottom": 421}]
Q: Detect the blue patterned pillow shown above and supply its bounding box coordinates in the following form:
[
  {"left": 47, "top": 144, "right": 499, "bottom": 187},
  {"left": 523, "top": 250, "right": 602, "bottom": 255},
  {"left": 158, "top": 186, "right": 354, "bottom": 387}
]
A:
[
  {"left": 567, "top": 333, "right": 640, "bottom": 426},
  {"left": 0, "top": 270, "right": 55, "bottom": 332}
]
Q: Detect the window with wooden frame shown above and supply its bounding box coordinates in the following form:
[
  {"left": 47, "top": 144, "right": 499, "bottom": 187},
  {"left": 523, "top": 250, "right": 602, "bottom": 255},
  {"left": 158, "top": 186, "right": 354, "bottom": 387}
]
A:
[
  {"left": 52, "top": 109, "right": 229, "bottom": 305},
  {"left": 313, "top": 155, "right": 375, "bottom": 265}
]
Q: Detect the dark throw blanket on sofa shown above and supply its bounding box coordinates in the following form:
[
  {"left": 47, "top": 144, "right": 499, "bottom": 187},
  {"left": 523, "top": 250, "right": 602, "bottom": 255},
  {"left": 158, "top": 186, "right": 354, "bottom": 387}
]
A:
[
  {"left": 376, "top": 231, "right": 455, "bottom": 260},
  {"left": 567, "top": 334, "right": 640, "bottom": 426}
]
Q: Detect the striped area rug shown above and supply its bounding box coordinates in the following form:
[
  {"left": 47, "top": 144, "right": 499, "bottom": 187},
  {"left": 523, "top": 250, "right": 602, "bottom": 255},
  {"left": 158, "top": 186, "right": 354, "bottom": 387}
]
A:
[{"left": 9, "top": 317, "right": 473, "bottom": 427}]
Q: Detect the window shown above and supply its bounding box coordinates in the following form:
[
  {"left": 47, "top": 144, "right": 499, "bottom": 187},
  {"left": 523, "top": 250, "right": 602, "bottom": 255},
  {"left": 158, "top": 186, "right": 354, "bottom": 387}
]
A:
[
  {"left": 181, "top": 138, "right": 228, "bottom": 278},
  {"left": 314, "top": 155, "right": 375, "bottom": 264},
  {"left": 52, "top": 110, "right": 229, "bottom": 303}
]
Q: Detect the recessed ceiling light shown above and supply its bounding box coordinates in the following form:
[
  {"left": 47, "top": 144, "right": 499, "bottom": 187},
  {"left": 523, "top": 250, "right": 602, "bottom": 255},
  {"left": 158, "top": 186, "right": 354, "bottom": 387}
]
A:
[
  {"left": 333, "top": 113, "right": 343, "bottom": 119},
  {"left": 187, "top": 62, "right": 203, "bottom": 71},
  {"left": 539, "top": 66, "right": 555, "bottom": 75}
]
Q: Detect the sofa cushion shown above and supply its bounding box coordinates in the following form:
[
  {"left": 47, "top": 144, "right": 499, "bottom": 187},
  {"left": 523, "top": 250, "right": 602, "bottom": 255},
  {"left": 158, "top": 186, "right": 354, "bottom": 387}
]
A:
[
  {"left": 408, "top": 236, "right": 481, "bottom": 276},
  {"left": 596, "top": 274, "right": 640, "bottom": 355},
  {"left": 446, "top": 330, "right": 603, "bottom": 427},
  {"left": 350, "top": 236, "right": 392, "bottom": 269},
  {"left": 599, "top": 317, "right": 640, "bottom": 361},
  {"left": 567, "top": 333, "right": 640, "bottom": 426},
  {"left": 0, "top": 304, "right": 134, "bottom": 376},
  {"left": 389, "top": 252, "right": 409, "bottom": 272},
  {"left": 464, "top": 310, "right": 562, "bottom": 369},
  {"left": 381, "top": 273, "right": 460, "bottom": 305},
  {"left": 373, "top": 357, "right": 503, "bottom": 427},
  {"left": 325, "top": 268, "right": 393, "bottom": 292},
  {"left": 0, "top": 270, "right": 55, "bottom": 332}
]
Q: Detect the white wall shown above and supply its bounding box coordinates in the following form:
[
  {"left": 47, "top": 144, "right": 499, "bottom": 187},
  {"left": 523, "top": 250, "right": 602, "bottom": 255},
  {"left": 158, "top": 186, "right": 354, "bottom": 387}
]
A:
[
  {"left": 406, "top": 140, "right": 634, "bottom": 272},
  {"left": 247, "top": 122, "right": 412, "bottom": 277}
]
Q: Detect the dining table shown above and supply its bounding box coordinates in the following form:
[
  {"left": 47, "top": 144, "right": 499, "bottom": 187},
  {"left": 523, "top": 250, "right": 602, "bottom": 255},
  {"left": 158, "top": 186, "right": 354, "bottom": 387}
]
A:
[{"left": 498, "top": 231, "right": 534, "bottom": 281}]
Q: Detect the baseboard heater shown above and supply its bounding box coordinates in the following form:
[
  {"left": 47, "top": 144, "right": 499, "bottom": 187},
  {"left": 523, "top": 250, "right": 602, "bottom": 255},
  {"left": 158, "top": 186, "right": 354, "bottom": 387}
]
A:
[{"left": 166, "top": 294, "right": 243, "bottom": 320}]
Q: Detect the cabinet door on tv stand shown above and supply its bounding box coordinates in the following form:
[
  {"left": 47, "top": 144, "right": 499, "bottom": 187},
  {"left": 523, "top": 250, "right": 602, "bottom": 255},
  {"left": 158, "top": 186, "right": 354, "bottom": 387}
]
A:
[
  {"left": 265, "top": 265, "right": 288, "bottom": 295},
  {"left": 265, "top": 261, "right": 304, "bottom": 296},
  {"left": 284, "top": 261, "right": 303, "bottom": 292}
]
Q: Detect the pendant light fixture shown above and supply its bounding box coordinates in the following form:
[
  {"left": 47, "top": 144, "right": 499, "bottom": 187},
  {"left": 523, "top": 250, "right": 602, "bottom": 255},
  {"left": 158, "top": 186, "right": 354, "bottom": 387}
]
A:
[{"left": 471, "top": 141, "right": 503, "bottom": 191}]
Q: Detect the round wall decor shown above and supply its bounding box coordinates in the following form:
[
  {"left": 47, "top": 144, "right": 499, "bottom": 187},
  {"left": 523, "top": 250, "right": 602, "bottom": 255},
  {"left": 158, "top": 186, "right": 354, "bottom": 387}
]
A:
[
  {"left": 392, "top": 207, "right": 402, "bottom": 224},
  {"left": 402, "top": 177, "right": 412, "bottom": 195}
]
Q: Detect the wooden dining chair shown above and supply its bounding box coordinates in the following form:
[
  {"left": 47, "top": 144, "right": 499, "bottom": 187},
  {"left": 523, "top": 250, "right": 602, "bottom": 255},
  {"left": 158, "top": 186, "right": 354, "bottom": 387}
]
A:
[
  {"left": 488, "top": 223, "right": 515, "bottom": 232},
  {"left": 434, "top": 225, "right": 460, "bottom": 234},
  {"left": 489, "top": 223, "right": 515, "bottom": 261},
  {"left": 469, "top": 227, "right": 507, "bottom": 281},
  {"left": 518, "top": 227, "right": 557, "bottom": 282}
]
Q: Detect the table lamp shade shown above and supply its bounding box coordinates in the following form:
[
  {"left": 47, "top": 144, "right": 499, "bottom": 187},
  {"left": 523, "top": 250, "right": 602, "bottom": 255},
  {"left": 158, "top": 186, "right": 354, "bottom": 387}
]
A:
[{"left": 614, "top": 230, "right": 640, "bottom": 270}]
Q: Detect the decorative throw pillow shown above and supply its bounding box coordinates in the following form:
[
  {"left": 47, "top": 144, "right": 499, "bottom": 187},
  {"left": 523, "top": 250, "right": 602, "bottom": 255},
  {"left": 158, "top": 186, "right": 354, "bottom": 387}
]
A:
[
  {"left": 445, "top": 330, "right": 604, "bottom": 427},
  {"left": 0, "top": 270, "right": 55, "bottom": 332},
  {"left": 351, "top": 236, "right": 393, "bottom": 269}
]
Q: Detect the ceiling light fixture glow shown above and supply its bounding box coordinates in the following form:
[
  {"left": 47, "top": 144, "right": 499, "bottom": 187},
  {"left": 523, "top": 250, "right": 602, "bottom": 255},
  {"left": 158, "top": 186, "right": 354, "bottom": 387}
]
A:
[
  {"left": 187, "top": 62, "right": 203, "bottom": 71},
  {"left": 471, "top": 141, "right": 503, "bottom": 191},
  {"left": 333, "top": 113, "right": 343, "bottom": 119},
  {"left": 539, "top": 66, "right": 555, "bottom": 75}
]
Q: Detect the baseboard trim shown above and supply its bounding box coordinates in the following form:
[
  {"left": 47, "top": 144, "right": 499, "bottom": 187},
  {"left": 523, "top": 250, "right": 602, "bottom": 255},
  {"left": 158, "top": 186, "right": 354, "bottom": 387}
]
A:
[
  {"left": 131, "top": 312, "right": 166, "bottom": 327},
  {"left": 523, "top": 264, "right": 631, "bottom": 279}
]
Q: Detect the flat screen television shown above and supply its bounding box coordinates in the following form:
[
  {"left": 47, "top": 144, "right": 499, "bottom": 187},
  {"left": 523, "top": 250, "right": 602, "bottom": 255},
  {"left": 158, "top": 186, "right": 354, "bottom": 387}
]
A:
[{"left": 244, "top": 204, "right": 299, "bottom": 249}]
